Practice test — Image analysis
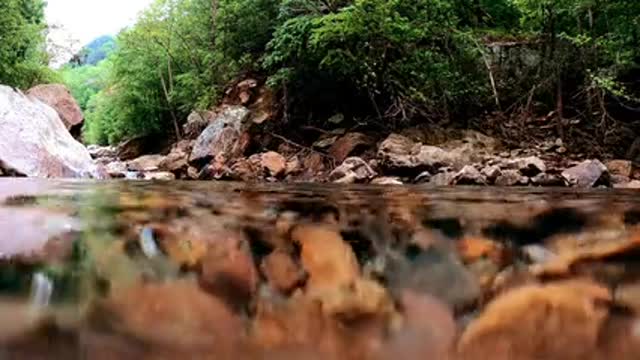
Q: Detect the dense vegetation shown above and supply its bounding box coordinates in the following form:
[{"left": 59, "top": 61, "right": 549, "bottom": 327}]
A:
[
  {"left": 0, "top": 0, "right": 56, "bottom": 88},
  {"left": 13, "top": 0, "right": 640, "bottom": 149}
]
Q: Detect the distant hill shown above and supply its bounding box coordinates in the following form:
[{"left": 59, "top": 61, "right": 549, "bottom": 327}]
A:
[{"left": 69, "top": 35, "right": 116, "bottom": 67}]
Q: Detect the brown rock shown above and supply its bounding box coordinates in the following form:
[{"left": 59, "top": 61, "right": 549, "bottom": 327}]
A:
[
  {"left": 261, "top": 250, "right": 305, "bottom": 293},
  {"left": 230, "top": 157, "right": 261, "bottom": 181},
  {"left": 27, "top": 84, "right": 83, "bottom": 130},
  {"left": 329, "top": 157, "right": 377, "bottom": 183},
  {"left": 285, "top": 156, "right": 301, "bottom": 176},
  {"left": 88, "top": 280, "right": 242, "bottom": 352},
  {"left": 328, "top": 132, "right": 373, "bottom": 163},
  {"left": 531, "top": 231, "right": 640, "bottom": 278},
  {"left": 429, "top": 171, "right": 456, "bottom": 186},
  {"left": 200, "top": 230, "right": 259, "bottom": 306},
  {"left": 158, "top": 140, "right": 192, "bottom": 173},
  {"left": 291, "top": 225, "right": 360, "bottom": 293},
  {"left": 157, "top": 232, "right": 208, "bottom": 269},
  {"left": 495, "top": 169, "right": 528, "bottom": 186},
  {"left": 260, "top": 151, "right": 287, "bottom": 177},
  {"left": 302, "top": 153, "right": 325, "bottom": 174},
  {"left": 614, "top": 283, "right": 640, "bottom": 314},
  {"left": 458, "top": 280, "right": 611, "bottom": 360},
  {"left": 127, "top": 154, "right": 164, "bottom": 172},
  {"left": 454, "top": 165, "right": 486, "bottom": 185},
  {"left": 252, "top": 296, "right": 340, "bottom": 355},
  {"left": 606, "top": 160, "right": 633, "bottom": 178}
]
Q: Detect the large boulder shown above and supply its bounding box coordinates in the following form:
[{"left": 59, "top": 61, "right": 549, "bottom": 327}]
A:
[
  {"left": 562, "top": 160, "right": 608, "bottom": 188},
  {"left": 26, "top": 84, "right": 83, "bottom": 131},
  {"left": 378, "top": 134, "right": 457, "bottom": 173},
  {"left": 0, "top": 85, "right": 98, "bottom": 178},
  {"left": 189, "top": 106, "right": 251, "bottom": 165},
  {"left": 329, "top": 132, "right": 374, "bottom": 163}
]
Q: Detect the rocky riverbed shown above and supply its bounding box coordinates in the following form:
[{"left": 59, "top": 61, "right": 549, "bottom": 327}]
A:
[
  {"left": 1, "top": 81, "right": 638, "bottom": 189},
  {"left": 1, "top": 179, "right": 640, "bottom": 359}
]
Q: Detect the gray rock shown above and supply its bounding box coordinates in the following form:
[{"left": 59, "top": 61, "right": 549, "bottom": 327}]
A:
[
  {"left": 413, "top": 145, "right": 457, "bottom": 170},
  {"left": 481, "top": 165, "right": 502, "bottom": 183},
  {"left": 430, "top": 172, "right": 456, "bottom": 186},
  {"left": 378, "top": 134, "right": 457, "bottom": 172},
  {"left": 0, "top": 85, "right": 98, "bottom": 178},
  {"left": 454, "top": 165, "right": 486, "bottom": 185},
  {"left": 144, "top": 172, "right": 176, "bottom": 181},
  {"left": 184, "top": 110, "right": 215, "bottom": 139},
  {"left": 495, "top": 169, "right": 528, "bottom": 186},
  {"left": 105, "top": 161, "right": 127, "bottom": 178},
  {"left": 87, "top": 145, "right": 117, "bottom": 159},
  {"left": 189, "top": 106, "right": 250, "bottom": 164},
  {"left": 561, "top": 160, "right": 608, "bottom": 188},
  {"left": 505, "top": 156, "right": 546, "bottom": 176},
  {"left": 329, "top": 157, "right": 376, "bottom": 183}
]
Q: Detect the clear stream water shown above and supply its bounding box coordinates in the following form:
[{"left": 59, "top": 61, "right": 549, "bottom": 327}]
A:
[{"left": 0, "top": 179, "right": 638, "bottom": 358}]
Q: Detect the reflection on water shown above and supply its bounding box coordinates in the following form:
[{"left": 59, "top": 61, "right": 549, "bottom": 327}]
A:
[{"left": 0, "top": 179, "right": 639, "bottom": 359}]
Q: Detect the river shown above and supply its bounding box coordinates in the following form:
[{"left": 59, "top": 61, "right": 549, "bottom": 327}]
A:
[{"left": 0, "top": 179, "right": 638, "bottom": 359}]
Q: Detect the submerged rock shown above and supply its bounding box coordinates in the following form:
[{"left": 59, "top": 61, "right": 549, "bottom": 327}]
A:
[
  {"left": 89, "top": 280, "right": 243, "bottom": 352},
  {"left": 386, "top": 245, "right": 480, "bottom": 309},
  {"left": 261, "top": 250, "right": 305, "bottom": 294},
  {"left": 458, "top": 280, "right": 611, "bottom": 360},
  {"left": 0, "top": 85, "right": 98, "bottom": 178}
]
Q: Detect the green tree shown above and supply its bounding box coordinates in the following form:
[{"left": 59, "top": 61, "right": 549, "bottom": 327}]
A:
[{"left": 0, "top": 0, "right": 54, "bottom": 88}]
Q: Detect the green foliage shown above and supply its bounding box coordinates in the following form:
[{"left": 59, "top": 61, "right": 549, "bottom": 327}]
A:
[
  {"left": 264, "top": 0, "right": 489, "bottom": 120},
  {"left": 74, "top": 0, "right": 640, "bottom": 145},
  {"left": 0, "top": 0, "right": 54, "bottom": 88}
]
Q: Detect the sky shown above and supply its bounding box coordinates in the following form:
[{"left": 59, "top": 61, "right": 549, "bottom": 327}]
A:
[{"left": 45, "top": 0, "right": 153, "bottom": 66}]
